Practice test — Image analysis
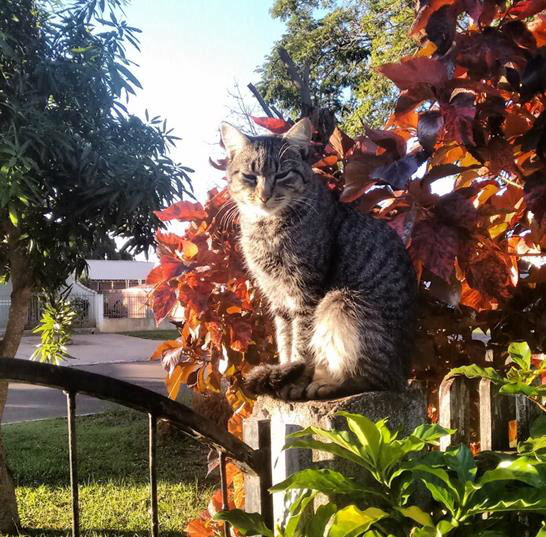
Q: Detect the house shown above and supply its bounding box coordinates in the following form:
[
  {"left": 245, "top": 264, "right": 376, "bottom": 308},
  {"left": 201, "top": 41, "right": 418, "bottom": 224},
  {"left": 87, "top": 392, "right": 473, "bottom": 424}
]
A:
[
  {"left": 1, "top": 260, "right": 160, "bottom": 332},
  {"left": 83, "top": 260, "right": 155, "bottom": 292}
]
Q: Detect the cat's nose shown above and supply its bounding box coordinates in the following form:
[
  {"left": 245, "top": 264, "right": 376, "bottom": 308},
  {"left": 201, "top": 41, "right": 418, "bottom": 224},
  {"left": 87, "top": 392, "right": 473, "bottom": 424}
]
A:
[{"left": 257, "top": 192, "right": 271, "bottom": 204}]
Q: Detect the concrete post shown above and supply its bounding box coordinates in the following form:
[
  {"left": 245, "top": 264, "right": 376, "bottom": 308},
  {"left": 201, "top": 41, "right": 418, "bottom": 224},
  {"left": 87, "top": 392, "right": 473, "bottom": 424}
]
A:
[
  {"left": 94, "top": 294, "right": 104, "bottom": 332},
  {"left": 246, "top": 385, "right": 426, "bottom": 527}
]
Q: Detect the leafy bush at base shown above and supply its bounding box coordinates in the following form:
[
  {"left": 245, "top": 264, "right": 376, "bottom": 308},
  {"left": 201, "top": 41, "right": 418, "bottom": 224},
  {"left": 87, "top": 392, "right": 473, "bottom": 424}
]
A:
[{"left": 216, "top": 412, "right": 546, "bottom": 537}]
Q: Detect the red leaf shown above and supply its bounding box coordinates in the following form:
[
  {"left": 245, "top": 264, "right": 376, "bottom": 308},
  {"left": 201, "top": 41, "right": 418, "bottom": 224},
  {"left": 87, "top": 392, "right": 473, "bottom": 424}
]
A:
[
  {"left": 154, "top": 201, "right": 207, "bottom": 222},
  {"left": 411, "top": 0, "right": 457, "bottom": 35},
  {"left": 312, "top": 155, "right": 338, "bottom": 168},
  {"left": 418, "top": 111, "right": 444, "bottom": 153},
  {"left": 484, "top": 138, "right": 517, "bottom": 176},
  {"left": 441, "top": 93, "right": 476, "bottom": 147},
  {"left": 435, "top": 189, "right": 478, "bottom": 230},
  {"left": 251, "top": 116, "right": 292, "bottom": 134},
  {"left": 524, "top": 180, "right": 546, "bottom": 222},
  {"left": 370, "top": 151, "right": 428, "bottom": 190},
  {"left": 378, "top": 57, "right": 448, "bottom": 90},
  {"left": 395, "top": 87, "right": 435, "bottom": 118},
  {"left": 411, "top": 220, "right": 460, "bottom": 281},
  {"left": 363, "top": 126, "right": 407, "bottom": 158},
  {"left": 454, "top": 30, "right": 525, "bottom": 78},
  {"left": 329, "top": 127, "right": 355, "bottom": 158},
  {"left": 425, "top": 4, "right": 457, "bottom": 55},
  {"left": 507, "top": 0, "right": 546, "bottom": 19},
  {"left": 340, "top": 153, "right": 386, "bottom": 202},
  {"left": 179, "top": 281, "right": 212, "bottom": 316},
  {"left": 146, "top": 265, "right": 165, "bottom": 285},
  {"left": 152, "top": 283, "right": 177, "bottom": 325}
]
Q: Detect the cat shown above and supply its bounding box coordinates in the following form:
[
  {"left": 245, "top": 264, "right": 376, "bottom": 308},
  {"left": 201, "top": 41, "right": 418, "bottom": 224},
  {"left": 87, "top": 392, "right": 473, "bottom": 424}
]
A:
[{"left": 220, "top": 118, "right": 417, "bottom": 401}]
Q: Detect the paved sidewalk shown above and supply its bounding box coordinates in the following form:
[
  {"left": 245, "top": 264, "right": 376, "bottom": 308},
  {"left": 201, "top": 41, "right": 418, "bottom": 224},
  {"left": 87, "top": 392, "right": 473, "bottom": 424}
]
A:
[
  {"left": 15, "top": 333, "right": 161, "bottom": 364},
  {"left": 4, "top": 333, "right": 171, "bottom": 424}
]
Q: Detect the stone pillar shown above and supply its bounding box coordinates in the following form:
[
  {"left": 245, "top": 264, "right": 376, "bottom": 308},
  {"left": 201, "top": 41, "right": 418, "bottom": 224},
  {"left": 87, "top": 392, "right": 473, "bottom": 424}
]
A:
[{"left": 244, "top": 385, "right": 426, "bottom": 525}]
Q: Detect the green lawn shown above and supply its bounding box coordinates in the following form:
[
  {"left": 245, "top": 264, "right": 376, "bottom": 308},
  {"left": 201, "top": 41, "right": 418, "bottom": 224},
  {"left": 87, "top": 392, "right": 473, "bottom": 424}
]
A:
[
  {"left": 117, "top": 330, "right": 179, "bottom": 341},
  {"left": 2, "top": 410, "right": 211, "bottom": 536}
]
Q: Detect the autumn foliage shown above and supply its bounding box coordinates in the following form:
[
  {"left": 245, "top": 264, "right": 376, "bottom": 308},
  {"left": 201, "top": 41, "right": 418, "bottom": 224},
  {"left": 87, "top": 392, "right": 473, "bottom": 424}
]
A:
[{"left": 148, "top": 1, "right": 546, "bottom": 534}]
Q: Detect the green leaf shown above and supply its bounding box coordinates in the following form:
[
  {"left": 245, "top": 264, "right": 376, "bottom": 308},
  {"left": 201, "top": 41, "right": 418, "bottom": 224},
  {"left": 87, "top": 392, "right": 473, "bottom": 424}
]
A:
[
  {"left": 435, "top": 520, "right": 456, "bottom": 536},
  {"left": 8, "top": 207, "right": 18, "bottom": 226},
  {"left": 477, "top": 457, "right": 546, "bottom": 489},
  {"left": 409, "top": 465, "right": 459, "bottom": 515},
  {"left": 448, "top": 365, "right": 503, "bottom": 384},
  {"left": 499, "top": 382, "right": 539, "bottom": 397},
  {"left": 337, "top": 411, "right": 382, "bottom": 465},
  {"left": 411, "top": 423, "right": 454, "bottom": 444},
  {"left": 214, "top": 510, "right": 273, "bottom": 537},
  {"left": 531, "top": 416, "right": 546, "bottom": 438},
  {"left": 508, "top": 341, "right": 532, "bottom": 370},
  {"left": 286, "top": 427, "right": 369, "bottom": 467},
  {"left": 444, "top": 444, "right": 477, "bottom": 484},
  {"left": 284, "top": 436, "right": 371, "bottom": 470},
  {"left": 269, "top": 468, "right": 388, "bottom": 502},
  {"left": 306, "top": 503, "right": 337, "bottom": 537},
  {"left": 535, "top": 524, "right": 546, "bottom": 537},
  {"left": 285, "top": 489, "right": 316, "bottom": 537},
  {"left": 328, "top": 505, "right": 387, "bottom": 537},
  {"left": 466, "top": 487, "right": 546, "bottom": 516},
  {"left": 396, "top": 505, "right": 433, "bottom": 527}
]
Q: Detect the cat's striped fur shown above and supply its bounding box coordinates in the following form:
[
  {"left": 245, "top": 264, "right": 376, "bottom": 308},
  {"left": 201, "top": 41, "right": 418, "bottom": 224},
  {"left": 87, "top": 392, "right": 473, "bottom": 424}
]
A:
[{"left": 220, "top": 119, "right": 417, "bottom": 400}]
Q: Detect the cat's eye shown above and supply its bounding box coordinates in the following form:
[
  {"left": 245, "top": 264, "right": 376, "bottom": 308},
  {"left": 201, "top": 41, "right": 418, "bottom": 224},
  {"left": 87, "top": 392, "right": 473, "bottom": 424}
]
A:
[
  {"left": 275, "top": 170, "right": 292, "bottom": 181},
  {"left": 241, "top": 173, "right": 257, "bottom": 184}
]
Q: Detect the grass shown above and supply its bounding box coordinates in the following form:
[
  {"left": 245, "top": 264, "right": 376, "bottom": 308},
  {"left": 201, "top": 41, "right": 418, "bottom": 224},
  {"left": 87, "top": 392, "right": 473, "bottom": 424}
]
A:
[
  {"left": 2, "top": 410, "right": 212, "bottom": 537},
  {"left": 117, "top": 330, "right": 179, "bottom": 341}
]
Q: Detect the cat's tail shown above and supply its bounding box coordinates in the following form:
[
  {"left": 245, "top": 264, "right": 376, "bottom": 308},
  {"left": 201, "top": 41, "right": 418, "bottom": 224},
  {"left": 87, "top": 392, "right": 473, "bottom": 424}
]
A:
[
  {"left": 310, "top": 288, "right": 362, "bottom": 382},
  {"left": 244, "top": 361, "right": 311, "bottom": 398}
]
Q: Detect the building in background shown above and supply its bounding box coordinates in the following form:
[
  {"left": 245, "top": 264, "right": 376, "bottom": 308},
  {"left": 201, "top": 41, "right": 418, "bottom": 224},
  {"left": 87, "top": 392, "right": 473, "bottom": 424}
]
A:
[{"left": 83, "top": 260, "right": 155, "bottom": 292}]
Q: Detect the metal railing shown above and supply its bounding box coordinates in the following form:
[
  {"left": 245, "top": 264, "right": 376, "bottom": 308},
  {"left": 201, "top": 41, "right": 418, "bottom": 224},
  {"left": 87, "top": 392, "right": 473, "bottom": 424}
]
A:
[
  {"left": 0, "top": 358, "right": 272, "bottom": 537},
  {"left": 103, "top": 293, "right": 153, "bottom": 319}
]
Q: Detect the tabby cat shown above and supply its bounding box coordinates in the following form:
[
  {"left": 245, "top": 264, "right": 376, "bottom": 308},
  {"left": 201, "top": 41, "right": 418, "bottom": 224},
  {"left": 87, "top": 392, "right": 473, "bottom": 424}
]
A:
[{"left": 220, "top": 118, "right": 417, "bottom": 400}]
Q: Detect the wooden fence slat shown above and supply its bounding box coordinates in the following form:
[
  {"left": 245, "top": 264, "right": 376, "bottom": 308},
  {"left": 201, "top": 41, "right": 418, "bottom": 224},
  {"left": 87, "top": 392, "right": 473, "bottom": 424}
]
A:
[
  {"left": 439, "top": 376, "right": 470, "bottom": 451},
  {"left": 479, "top": 379, "right": 515, "bottom": 451},
  {"left": 243, "top": 418, "right": 273, "bottom": 529}
]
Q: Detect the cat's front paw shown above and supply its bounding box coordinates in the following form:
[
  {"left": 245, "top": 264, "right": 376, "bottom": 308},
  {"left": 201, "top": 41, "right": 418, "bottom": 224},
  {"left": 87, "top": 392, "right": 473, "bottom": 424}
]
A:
[{"left": 244, "top": 365, "right": 276, "bottom": 396}]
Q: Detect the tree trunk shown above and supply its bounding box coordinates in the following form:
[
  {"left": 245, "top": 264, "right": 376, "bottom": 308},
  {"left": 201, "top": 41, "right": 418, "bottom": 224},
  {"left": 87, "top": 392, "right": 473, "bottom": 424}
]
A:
[{"left": 0, "top": 226, "right": 34, "bottom": 533}]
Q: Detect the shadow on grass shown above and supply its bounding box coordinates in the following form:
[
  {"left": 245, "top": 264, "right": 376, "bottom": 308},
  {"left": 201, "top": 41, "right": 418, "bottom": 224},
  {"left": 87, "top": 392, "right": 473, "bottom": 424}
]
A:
[{"left": 4, "top": 410, "right": 211, "bottom": 487}]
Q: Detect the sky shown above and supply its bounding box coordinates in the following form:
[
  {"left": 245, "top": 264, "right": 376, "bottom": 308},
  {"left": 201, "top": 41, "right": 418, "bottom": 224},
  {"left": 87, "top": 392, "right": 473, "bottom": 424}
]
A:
[{"left": 123, "top": 0, "right": 286, "bottom": 203}]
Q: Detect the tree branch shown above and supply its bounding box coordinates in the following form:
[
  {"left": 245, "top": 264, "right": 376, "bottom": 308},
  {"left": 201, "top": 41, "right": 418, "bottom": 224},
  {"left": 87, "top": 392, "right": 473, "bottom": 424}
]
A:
[
  {"left": 246, "top": 83, "right": 274, "bottom": 118},
  {"left": 277, "top": 46, "right": 313, "bottom": 116}
]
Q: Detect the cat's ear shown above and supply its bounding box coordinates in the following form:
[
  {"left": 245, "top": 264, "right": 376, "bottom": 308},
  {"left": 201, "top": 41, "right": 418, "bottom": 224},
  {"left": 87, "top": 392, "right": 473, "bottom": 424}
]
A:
[
  {"left": 283, "top": 118, "right": 313, "bottom": 146},
  {"left": 220, "top": 122, "right": 250, "bottom": 158}
]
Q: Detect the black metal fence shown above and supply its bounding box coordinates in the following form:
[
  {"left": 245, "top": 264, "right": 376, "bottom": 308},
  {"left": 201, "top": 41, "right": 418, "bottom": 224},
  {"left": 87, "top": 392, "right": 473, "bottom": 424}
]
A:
[
  {"left": 0, "top": 358, "right": 272, "bottom": 537},
  {"left": 103, "top": 293, "right": 153, "bottom": 319},
  {"left": 25, "top": 293, "right": 97, "bottom": 330}
]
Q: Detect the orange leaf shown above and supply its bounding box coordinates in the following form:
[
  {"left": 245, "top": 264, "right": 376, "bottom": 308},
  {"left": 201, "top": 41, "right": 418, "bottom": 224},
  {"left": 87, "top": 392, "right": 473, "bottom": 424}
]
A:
[
  {"left": 182, "top": 240, "right": 199, "bottom": 259},
  {"left": 312, "top": 155, "right": 338, "bottom": 168},
  {"left": 155, "top": 201, "right": 207, "bottom": 222}
]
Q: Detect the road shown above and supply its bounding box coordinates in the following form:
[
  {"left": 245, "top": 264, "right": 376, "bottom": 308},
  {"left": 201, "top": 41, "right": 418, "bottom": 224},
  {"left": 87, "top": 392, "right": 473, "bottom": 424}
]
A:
[{"left": 4, "top": 333, "right": 170, "bottom": 423}]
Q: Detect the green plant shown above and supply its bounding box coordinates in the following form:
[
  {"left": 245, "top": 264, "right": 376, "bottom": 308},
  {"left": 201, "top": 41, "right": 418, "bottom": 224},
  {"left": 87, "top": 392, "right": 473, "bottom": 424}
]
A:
[
  {"left": 216, "top": 412, "right": 546, "bottom": 536},
  {"left": 31, "top": 290, "right": 76, "bottom": 365},
  {"left": 449, "top": 342, "right": 546, "bottom": 413}
]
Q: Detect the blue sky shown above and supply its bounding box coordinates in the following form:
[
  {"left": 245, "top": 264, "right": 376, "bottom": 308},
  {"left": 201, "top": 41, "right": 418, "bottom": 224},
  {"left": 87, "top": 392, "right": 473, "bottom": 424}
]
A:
[{"left": 124, "top": 0, "right": 285, "bottom": 202}]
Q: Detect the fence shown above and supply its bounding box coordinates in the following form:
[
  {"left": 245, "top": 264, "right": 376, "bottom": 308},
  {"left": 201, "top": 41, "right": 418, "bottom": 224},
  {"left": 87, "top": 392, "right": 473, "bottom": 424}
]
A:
[
  {"left": 103, "top": 292, "right": 153, "bottom": 319},
  {"left": 437, "top": 375, "right": 540, "bottom": 452},
  {"left": 0, "top": 358, "right": 272, "bottom": 537},
  {"left": 26, "top": 292, "right": 97, "bottom": 330}
]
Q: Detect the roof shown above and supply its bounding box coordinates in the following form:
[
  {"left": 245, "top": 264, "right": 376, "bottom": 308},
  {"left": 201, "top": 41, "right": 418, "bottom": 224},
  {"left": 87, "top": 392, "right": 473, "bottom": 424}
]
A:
[{"left": 85, "top": 260, "right": 155, "bottom": 281}]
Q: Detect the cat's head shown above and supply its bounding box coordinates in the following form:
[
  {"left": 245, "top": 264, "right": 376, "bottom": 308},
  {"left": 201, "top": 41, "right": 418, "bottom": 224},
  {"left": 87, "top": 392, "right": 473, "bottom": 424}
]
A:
[{"left": 219, "top": 118, "right": 313, "bottom": 219}]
